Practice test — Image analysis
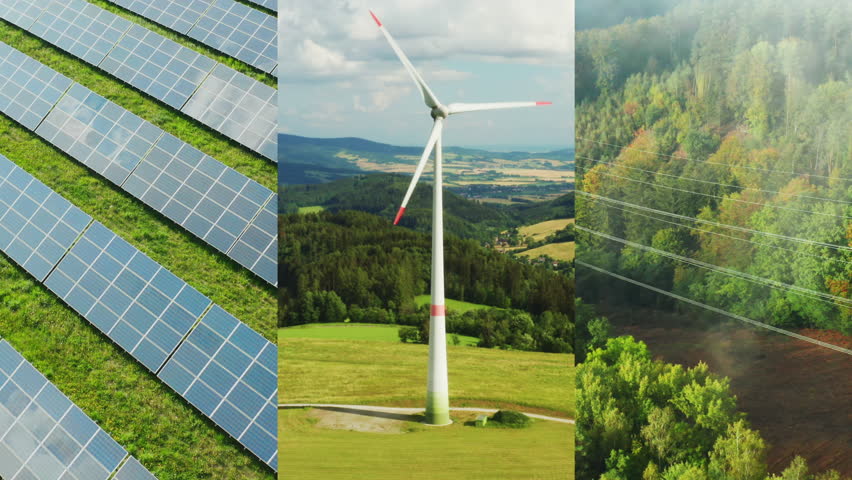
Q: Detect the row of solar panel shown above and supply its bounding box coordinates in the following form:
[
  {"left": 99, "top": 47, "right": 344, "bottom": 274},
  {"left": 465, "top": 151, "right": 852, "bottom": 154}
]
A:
[
  {"left": 0, "top": 339, "right": 157, "bottom": 480},
  {"left": 0, "top": 0, "right": 277, "bottom": 161},
  {"left": 0, "top": 42, "right": 277, "bottom": 286},
  {"left": 0, "top": 154, "right": 278, "bottom": 470},
  {"left": 108, "top": 0, "right": 277, "bottom": 68}
]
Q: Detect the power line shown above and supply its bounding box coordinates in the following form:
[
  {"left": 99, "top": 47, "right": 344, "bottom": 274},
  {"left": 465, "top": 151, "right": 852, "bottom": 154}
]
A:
[
  {"left": 575, "top": 165, "right": 852, "bottom": 221},
  {"left": 578, "top": 191, "right": 852, "bottom": 252},
  {"left": 593, "top": 199, "right": 852, "bottom": 267},
  {"left": 577, "top": 260, "right": 852, "bottom": 356},
  {"left": 576, "top": 154, "right": 852, "bottom": 207},
  {"left": 576, "top": 137, "right": 852, "bottom": 183},
  {"left": 576, "top": 225, "right": 852, "bottom": 308}
]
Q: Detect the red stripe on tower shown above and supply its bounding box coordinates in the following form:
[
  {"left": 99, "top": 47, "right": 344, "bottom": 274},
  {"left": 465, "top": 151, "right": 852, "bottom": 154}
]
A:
[
  {"left": 393, "top": 207, "right": 406, "bottom": 225},
  {"left": 370, "top": 11, "right": 382, "bottom": 27},
  {"left": 536, "top": 101, "right": 552, "bottom": 105},
  {"left": 431, "top": 305, "right": 446, "bottom": 316}
]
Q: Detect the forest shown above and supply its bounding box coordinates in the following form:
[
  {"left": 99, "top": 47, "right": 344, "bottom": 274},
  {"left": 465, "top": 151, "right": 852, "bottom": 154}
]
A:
[
  {"left": 279, "top": 210, "right": 574, "bottom": 353},
  {"left": 575, "top": 0, "right": 851, "bottom": 334},
  {"left": 576, "top": 334, "right": 847, "bottom": 480}
]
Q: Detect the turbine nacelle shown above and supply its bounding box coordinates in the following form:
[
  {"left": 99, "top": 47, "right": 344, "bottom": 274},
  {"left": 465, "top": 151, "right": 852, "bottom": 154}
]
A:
[{"left": 431, "top": 104, "right": 449, "bottom": 119}]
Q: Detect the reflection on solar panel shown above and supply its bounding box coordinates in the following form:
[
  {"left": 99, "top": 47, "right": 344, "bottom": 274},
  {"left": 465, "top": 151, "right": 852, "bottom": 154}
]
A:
[
  {"left": 244, "top": 0, "right": 277, "bottom": 13},
  {"left": 0, "top": 340, "right": 157, "bottom": 480},
  {"left": 158, "top": 306, "right": 277, "bottom": 470},
  {"left": 36, "top": 84, "right": 165, "bottom": 186},
  {"left": 188, "top": 0, "right": 277, "bottom": 74},
  {"left": 113, "top": 457, "right": 158, "bottom": 480},
  {"left": 229, "top": 196, "right": 277, "bottom": 286},
  {"left": 45, "top": 222, "right": 212, "bottom": 373},
  {"left": 182, "top": 64, "right": 277, "bottom": 160},
  {"left": 0, "top": 42, "right": 73, "bottom": 131},
  {"left": 100, "top": 23, "right": 217, "bottom": 109},
  {"left": 0, "top": 154, "right": 91, "bottom": 281},
  {"left": 0, "top": 0, "right": 44, "bottom": 29},
  {"left": 122, "top": 133, "right": 273, "bottom": 255},
  {"left": 107, "top": 0, "right": 210, "bottom": 35},
  {"left": 30, "top": 0, "right": 132, "bottom": 66}
]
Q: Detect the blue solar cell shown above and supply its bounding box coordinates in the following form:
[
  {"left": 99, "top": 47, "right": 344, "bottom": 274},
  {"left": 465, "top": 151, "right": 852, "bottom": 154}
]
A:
[
  {"left": 0, "top": 0, "right": 46, "bottom": 29},
  {"left": 187, "top": 0, "right": 276, "bottom": 73},
  {"left": 45, "top": 222, "right": 212, "bottom": 372},
  {"left": 244, "top": 0, "right": 276, "bottom": 12},
  {"left": 0, "top": 41, "right": 73, "bottom": 131},
  {"left": 114, "top": 457, "right": 158, "bottom": 480},
  {"left": 101, "top": 23, "right": 216, "bottom": 109},
  {"left": 229, "top": 196, "right": 277, "bottom": 285},
  {"left": 0, "top": 154, "right": 92, "bottom": 281},
  {"left": 157, "top": 306, "right": 277, "bottom": 468},
  {"left": 109, "top": 0, "right": 210, "bottom": 35},
  {"left": 29, "top": 0, "right": 132, "bottom": 66},
  {"left": 0, "top": 340, "right": 157, "bottom": 479}
]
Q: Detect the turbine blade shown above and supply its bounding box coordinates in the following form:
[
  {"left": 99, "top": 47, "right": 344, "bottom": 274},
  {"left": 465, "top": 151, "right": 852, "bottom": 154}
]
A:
[
  {"left": 448, "top": 101, "right": 552, "bottom": 115},
  {"left": 370, "top": 10, "right": 441, "bottom": 109},
  {"left": 395, "top": 118, "right": 444, "bottom": 225}
]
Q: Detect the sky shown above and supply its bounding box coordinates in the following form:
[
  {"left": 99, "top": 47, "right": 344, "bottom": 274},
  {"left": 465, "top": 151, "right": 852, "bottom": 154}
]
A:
[{"left": 278, "top": 0, "right": 574, "bottom": 151}]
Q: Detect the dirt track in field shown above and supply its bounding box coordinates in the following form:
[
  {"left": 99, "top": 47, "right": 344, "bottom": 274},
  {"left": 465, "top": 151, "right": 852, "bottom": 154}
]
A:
[{"left": 604, "top": 307, "right": 852, "bottom": 476}]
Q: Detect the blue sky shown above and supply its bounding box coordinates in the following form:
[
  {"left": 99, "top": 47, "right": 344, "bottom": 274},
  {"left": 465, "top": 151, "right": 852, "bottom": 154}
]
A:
[{"left": 278, "top": 0, "right": 574, "bottom": 150}]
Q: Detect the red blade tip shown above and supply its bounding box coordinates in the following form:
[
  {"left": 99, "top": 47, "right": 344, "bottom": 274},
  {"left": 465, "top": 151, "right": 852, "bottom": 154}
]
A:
[
  {"left": 370, "top": 10, "right": 382, "bottom": 26},
  {"left": 393, "top": 207, "right": 405, "bottom": 225},
  {"left": 536, "top": 101, "right": 552, "bottom": 105}
]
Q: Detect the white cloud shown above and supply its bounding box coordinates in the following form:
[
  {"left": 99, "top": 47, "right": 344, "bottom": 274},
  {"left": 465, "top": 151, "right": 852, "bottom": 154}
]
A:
[{"left": 353, "top": 85, "right": 412, "bottom": 112}]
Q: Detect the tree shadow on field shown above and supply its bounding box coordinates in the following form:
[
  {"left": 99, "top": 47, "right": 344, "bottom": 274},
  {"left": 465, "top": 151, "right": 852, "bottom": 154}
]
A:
[{"left": 313, "top": 406, "right": 423, "bottom": 422}]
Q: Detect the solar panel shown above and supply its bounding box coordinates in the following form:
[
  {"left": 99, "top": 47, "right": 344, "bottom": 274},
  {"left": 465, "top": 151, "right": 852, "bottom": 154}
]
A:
[
  {"left": 44, "top": 222, "right": 212, "bottom": 373},
  {"left": 107, "top": 0, "right": 211, "bottom": 35},
  {"left": 0, "top": 340, "right": 157, "bottom": 480},
  {"left": 113, "top": 457, "right": 158, "bottom": 480},
  {"left": 182, "top": 65, "right": 277, "bottom": 161},
  {"left": 122, "top": 133, "right": 273, "bottom": 255},
  {"left": 36, "top": 84, "right": 165, "bottom": 186},
  {"left": 243, "top": 0, "right": 277, "bottom": 12},
  {"left": 0, "top": 41, "right": 73, "bottom": 131},
  {"left": 0, "top": 0, "right": 44, "bottom": 30},
  {"left": 187, "top": 0, "right": 277, "bottom": 74},
  {"left": 100, "top": 23, "right": 217, "bottom": 110},
  {"left": 229, "top": 196, "right": 277, "bottom": 286},
  {"left": 28, "top": 0, "right": 132, "bottom": 66},
  {"left": 158, "top": 306, "right": 277, "bottom": 469},
  {"left": 0, "top": 154, "right": 92, "bottom": 282}
]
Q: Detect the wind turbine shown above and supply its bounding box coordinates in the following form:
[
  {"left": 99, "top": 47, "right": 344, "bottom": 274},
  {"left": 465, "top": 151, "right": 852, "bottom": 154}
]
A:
[{"left": 370, "top": 10, "right": 551, "bottom": 426}]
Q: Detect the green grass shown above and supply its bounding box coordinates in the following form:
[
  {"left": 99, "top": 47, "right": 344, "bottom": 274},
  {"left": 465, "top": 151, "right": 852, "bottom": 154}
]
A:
[
  {"left": 298, "top": 205, "right": 326, "bottom": 214},
  {"left": 280, "top": 338, "right": 574, "bottom": 417},
  {"left": 280, "top": 408, "right": 574, "bottom": 480},
  {"left": 0, "top": 15, "right": 275, "bottom": 480},
  {"left": 280, "top": 323, "right": 480, "bottom": 346},
  {"left": 517, "top": 242, "right": 575, "bottom": 262},
  {"left": 414, "top": 296, "right": 493, "bottom": 314},
  {"left": 518, "top": 218, "right": 574, "bottom": 242}
]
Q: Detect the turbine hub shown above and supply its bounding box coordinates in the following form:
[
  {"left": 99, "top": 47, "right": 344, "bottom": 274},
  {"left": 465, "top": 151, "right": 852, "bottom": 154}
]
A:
[{"left": 430, "top": 105, "right": 449, "bottom": 119}]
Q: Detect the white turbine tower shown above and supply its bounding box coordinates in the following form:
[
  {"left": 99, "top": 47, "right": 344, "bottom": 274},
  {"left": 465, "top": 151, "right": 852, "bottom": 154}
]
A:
[{"left": 370, "top": 10, "right": 551, "bottom": 426}]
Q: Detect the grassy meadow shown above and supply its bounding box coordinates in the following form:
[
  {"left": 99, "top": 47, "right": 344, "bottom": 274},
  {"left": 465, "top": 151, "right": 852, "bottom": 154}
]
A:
[
  {"left": 518, "top": 242, "right": 576, "bottom": 262},
  {"left": 414, "top": 296, "right": 493, "bottom": 314},
  {"left": 519, "top": 218, "right": 575, "bottom": 242},
  {"left": 279, "top": 408, "right": 574, "bottom": 480}
]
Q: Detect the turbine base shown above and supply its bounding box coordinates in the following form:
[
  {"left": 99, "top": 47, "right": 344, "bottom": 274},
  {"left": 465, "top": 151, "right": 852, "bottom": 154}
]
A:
[{"left": 424, "top": 391, "right": 451, "bottom": 426}]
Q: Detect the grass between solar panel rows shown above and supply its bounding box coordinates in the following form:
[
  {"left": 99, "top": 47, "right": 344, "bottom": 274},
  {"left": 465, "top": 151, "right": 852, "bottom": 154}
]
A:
[{"left": 0, "top": 8, "right": 276, "bottom": 479}]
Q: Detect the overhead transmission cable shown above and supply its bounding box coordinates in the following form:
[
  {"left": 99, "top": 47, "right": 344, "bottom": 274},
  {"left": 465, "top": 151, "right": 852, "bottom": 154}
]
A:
[{"left": 577, "top": 260, "right": 852, "bottom": 356}]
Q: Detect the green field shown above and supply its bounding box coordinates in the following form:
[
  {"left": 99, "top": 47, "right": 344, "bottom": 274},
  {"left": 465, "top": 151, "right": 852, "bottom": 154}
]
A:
[
  {"left": 280, "top": 408, "right": 574, "bottom": 480},
  {"left": 280, "top": 337, "right": 574, "bottom": 417},
  {"left": 414, "top": 296, "right": 493, "bottom": 314},
  {"left": 519, "top": 218, "right": 574, "bottom": 242},
  {"left": 280, "top": 323, "right": 480, "bottom": 346},
  {"left": 518, "top": 242, "right": 576, "bottom": 262},
  {"left": 298, "top": 205, "right": 326, "bottom": 214},
  {"left": 0, "top": 10, "right": 275, "bottom": 480}
]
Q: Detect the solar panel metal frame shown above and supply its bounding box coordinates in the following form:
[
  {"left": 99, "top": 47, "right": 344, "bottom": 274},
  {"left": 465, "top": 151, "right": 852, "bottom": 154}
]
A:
[
  {"left": 99, "top": 22, "right": 217, "bottom": 110},
  {"left": 0, "top": 41, "right": 73, "bottom": 131},
  {"left": 28, "top": 0, "right": 133, "bottom": 67},
  {"left": 112, "top": 457, "right": 158, "bottom": 480},
  {"left": 181, "top": 64, "right": 277, "bottom": 161},
  {"left": 187, "top": 0, "right": 277, "bottom": 74},
  {"left": 121, "top": 133, "right": 273, "bottom": 256},
  {"left": 0, "top": 154, "right": 92, "bottom": 282},
  {"left": 0, "top": 340, "right": 158, "bottom": 480},
  {"left": 228, "top": 195, "right": 277, "bottom": 286},
  {"left": 44, "top": 222, "right": 213, "bottom": 373},
  {"left": 158, "top": 306, "right": 277, "bottom": 469},
  {"left": 242, "top": 0, "right": 277, "bottom": 13},
  {"left": 35, "top": 83, "right": 165, "bottom": 186}
]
